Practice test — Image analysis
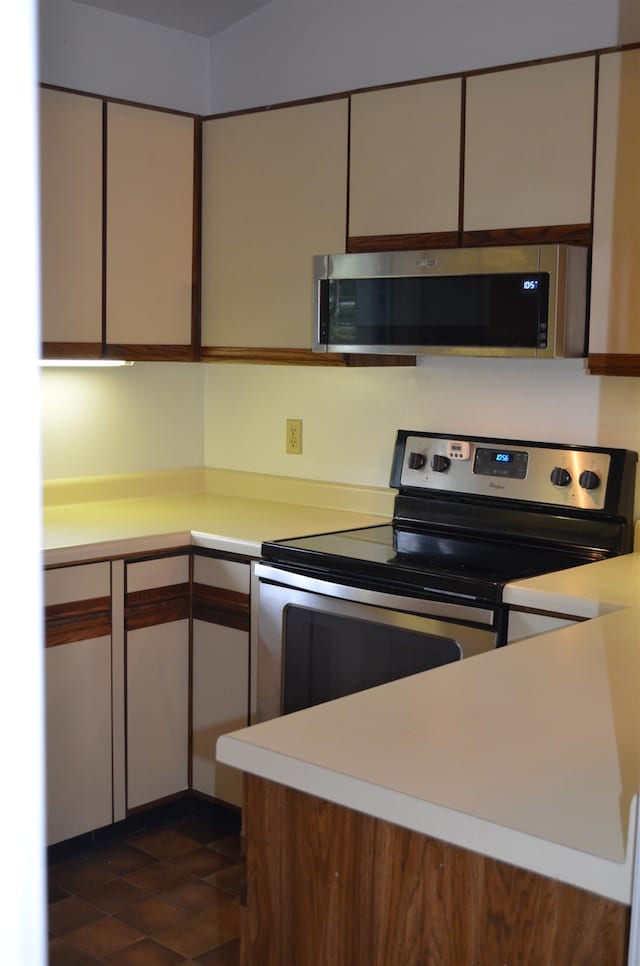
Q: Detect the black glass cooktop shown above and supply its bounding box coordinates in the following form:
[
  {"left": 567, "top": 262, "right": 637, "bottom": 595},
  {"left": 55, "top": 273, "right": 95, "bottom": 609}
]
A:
[{"left": 261, "top": 524, "right": 598, "bottom": 604}]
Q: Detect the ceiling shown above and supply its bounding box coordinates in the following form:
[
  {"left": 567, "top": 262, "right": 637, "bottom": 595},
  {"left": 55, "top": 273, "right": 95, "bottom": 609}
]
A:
[{"left": 69, "top": 0, "right": 275, "bottom": 37}]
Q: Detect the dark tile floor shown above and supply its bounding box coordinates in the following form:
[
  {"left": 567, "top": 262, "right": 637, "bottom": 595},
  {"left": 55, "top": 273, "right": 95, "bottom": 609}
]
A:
[{"left": 48, "top": 798, "right": 244, "bottom": 966}]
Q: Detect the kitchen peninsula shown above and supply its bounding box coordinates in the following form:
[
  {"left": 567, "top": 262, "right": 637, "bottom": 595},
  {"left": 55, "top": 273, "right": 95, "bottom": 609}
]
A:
[{"left": 217, "top": 549, "right": 640, "bottom": 965}]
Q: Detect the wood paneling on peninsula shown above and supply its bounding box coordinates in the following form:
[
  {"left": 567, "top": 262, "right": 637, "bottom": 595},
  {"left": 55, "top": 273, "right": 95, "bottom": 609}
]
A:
[{"left": 242, "top": 776, "right": 630, "bottom": 966}]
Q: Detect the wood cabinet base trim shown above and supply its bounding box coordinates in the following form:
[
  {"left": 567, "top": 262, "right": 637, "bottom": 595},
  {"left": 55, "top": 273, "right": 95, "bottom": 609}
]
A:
[
  {"left": 347, "top": 231, "right": 460, "bottom": 253},
  {"left": 462, "top": 224, "right": 592, "bottom": 247},
  {"left": 192, "top": 583, "right": 250, "bottom": 631},
  {"left": 126, "top": 583, "right": 191, "bottom": 630},
  {"left": 199, "top": 346, "right": 415, "bottom": 367},
  {"left": 588, "top": 354, "right": 640, "bottom": 376},
  {"left": 104, "top": 343, "right": 195, "bottom": 362},
  {"left": 46, "top": 614, "right": 112, "bottom": 647},
  {"left": 42, "top": 342, "right": 102, "bottom": 359}
]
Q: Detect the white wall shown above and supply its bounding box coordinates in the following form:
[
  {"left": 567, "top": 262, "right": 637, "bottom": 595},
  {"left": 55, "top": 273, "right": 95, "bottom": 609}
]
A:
[
  {"left": 39, "top": 0, "right": 210, "bottom": 113},
  {"left": 202, "top": 358, "right": 637, "bottom": 482},
  {"left": 41, "top": 363, "right": 205, "bottom": 478},
  {"left": 209, "top": 0, "right": 619, "bottom": 113}
]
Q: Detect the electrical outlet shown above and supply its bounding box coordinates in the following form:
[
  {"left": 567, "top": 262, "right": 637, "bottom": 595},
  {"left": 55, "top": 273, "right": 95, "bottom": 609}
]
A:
[{"left": 286, "top": 418, "right": 303, "bottom": 455}]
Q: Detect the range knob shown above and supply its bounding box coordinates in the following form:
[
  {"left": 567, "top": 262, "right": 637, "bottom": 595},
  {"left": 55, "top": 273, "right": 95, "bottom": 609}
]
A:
[
  {"left": 408, "top": 452, "right": 426, "bottom": 470},
  {"left": 579, "top": 469, "right": 601, "bottom": 491},
  {"left": 430, "top": 454, "right": 451, "bottom": 473},
  {"left": 550, "top": 466, "right": 572, "bottom": 487}
]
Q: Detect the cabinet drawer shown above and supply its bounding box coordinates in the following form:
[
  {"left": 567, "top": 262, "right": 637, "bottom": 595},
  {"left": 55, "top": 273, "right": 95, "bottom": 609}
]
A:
[{"left": 45, "top": 561, "right": 111, "bottom": 606}]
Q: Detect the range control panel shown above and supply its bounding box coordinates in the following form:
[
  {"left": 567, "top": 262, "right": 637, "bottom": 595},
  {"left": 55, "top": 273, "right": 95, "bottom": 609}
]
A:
[{"left": 397, "top": 433, "right": 613, "bottom": 511}]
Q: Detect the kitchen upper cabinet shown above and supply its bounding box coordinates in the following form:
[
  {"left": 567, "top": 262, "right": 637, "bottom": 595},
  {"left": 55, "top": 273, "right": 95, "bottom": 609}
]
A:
[
  {"left": 348, "top": 79, "right": 462, "bottom": 247},
  {"left": 201, "top": 99, "right": 348, "bottom": 355},
  {"left": 45, "top": 562, "right": 113, "bottom": 845},
  {"left": 39, "top": 88, "right": 103, "bottom": 354},
  {"left": 589, "top": 49, "right": 640, "bottom": 373},
  {"left": 463, "top": 57, "right": 596, "bottom": 237},
  {"left": 192, "top": 554, "right": 250, "bottom": 808},
  {"left": 125, "top": 554, "right": 190, "bottom": 809},
  {"left": 105, "top": 103, "right": 195, "bottom": 357}
]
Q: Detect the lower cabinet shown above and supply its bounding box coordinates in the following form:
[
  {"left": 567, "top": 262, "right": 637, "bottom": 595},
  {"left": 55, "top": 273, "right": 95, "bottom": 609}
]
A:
[
  {"left": 44, "top": 549, "right": 251, "bottom": 844},
  {"left": 192, "top": 553, "right": 250, "bottom": 808},
  {"left": 125, "top": 554, "right": 190, "bottom": 810},
  {"left": 45, "top": 562, "right": 114, "bottom": 845}
]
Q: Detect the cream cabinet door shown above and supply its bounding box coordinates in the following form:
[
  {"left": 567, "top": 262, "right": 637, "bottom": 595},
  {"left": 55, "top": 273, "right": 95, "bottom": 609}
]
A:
[
  {"left": 201, "top": 99, "right": 348, "bottom": 349},
  {"left": 191, "top": 555, "right": 250, "bottom": 808},
  {"left": 464, "top": 57, "right": 596, "bottom": 232},
  {"left": 45, "top": 561, "right": 113, "bottom": 845},
  {"left": 106, "top": 103, "right": 194, "bottom": 350},
  {"left": 349, "top": 79, "right": 462, "bottom": 239},
  {"left": 125, "top": 555, "right": 190, "bottom": 810},
  {"left": 39, "top": 88, "right": 103, "bottom": 349},
  {"left": 589, "top": 49, "right": 640, "bottom": 355}
]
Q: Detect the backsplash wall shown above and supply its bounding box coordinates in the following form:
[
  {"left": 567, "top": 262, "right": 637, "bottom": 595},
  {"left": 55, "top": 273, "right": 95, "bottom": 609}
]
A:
[{"left": 41, "top": 363, "right": 204, "bottom": 479}]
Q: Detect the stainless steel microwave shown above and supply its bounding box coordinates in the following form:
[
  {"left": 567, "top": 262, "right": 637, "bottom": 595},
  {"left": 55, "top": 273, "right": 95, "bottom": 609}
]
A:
[{"left": 312, "top": 244, "right": 588, "bottom": 358}]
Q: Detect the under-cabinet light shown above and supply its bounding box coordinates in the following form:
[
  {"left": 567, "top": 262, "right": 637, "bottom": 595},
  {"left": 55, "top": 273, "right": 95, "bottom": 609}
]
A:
[{"left": 40, "top": 359, "right": 134, "bottom": 368}]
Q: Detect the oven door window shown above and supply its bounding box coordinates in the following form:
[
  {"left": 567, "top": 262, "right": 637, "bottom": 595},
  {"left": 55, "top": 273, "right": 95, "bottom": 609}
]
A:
[{"left": 282, "top": 605, "right": 461, "bottom": 715}]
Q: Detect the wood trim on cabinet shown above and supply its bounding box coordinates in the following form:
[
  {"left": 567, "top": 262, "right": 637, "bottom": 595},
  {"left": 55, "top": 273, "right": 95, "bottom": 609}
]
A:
[
  {"left": 41, "top": 342, "right": 103, "bottom": 359},
  {"left": 125, "top": 582, "right": 191, "bottom": 630},
  {"left": 347, "top": 231, "right": 460, "bottom": 253},
  {"left": 101, "top": 100, "right": 108, "bottom": 353},
  {"left": 103, "top": 343, "right": 195, "bottom": 362},
  {"left": 461, "top": 224, "right": 593, "bottom": 247},
  {"left": 199, "top": 346, "right": 415, "bottom": 366},
  {"left": 588, "top": 354, "right": 640, "bottom": 376},
  {"left": 191, "top": 118, "right": 203, "bottom": 359},
  {"left": 45, "top": 596, "right": 112, "bottom": 648},
  {"left": 243, "top": 775, "right": 630, "bottom": 966},
  {"left": 192, "top": 584, "right": 250, "bottom": 632}
]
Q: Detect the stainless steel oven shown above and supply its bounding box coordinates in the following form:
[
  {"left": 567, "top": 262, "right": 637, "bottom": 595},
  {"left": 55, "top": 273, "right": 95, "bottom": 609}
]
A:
[
  {"left": 251, "top": 431, "right": 636, "bottom": 724},
  {"left": 252, "top": 562, "right": 497, "bottom": 722}
]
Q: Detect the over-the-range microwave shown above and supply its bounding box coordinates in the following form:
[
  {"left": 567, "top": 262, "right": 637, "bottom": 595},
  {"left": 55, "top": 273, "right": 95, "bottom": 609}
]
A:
[{"left": 312, "top": 244, "right": 589, "bottom": 358}]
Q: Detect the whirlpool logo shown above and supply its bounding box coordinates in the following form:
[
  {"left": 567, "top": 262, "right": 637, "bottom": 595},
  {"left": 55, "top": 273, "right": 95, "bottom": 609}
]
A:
[
  {"left": 489, "top": 483, "right": 505, "bottom": 490},
  {"left": 415, "top": 257, "right": 439, "bottom": 268}
]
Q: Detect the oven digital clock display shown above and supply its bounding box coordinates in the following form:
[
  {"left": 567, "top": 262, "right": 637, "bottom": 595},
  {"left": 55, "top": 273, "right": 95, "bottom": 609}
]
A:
[{"left": 473, "top": 447, "right": 528, "bottom": 479}]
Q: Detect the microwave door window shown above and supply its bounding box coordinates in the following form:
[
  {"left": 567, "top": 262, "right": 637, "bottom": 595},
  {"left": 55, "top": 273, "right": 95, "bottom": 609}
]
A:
[{"left": 325, "top": 275, "right": 548, "bottom": 348}]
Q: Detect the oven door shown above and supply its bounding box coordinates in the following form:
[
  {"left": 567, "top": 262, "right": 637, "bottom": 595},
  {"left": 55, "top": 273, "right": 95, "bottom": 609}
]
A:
[{"left": 251, "top": 563, "right": 498, "bottom": 723}]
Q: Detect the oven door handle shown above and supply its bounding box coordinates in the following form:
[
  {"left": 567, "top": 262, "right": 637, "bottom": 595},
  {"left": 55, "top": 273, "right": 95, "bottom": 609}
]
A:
[{"left": 253, "top": 562, "right": 495, "bottom": 626}]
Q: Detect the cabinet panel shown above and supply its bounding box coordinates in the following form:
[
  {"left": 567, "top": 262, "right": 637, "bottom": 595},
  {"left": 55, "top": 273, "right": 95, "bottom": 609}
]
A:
[
  {"left": 589, "top": 49, "right": 640, "bottom": 356},
  {"left": 193, "top": 555, "right": 249, "bottom": 594},
  {"left": 201, "top": 99, "right": 348, "bottom": 349},
  {"left": 39, "top": 89, "right": 103, "bottom": 347},
  {"left": 464, "top": 58, "right": 595, "bottom": 232},
  {"left": 46, "top": 636, "right": 112, "bottom": 845},
  {"left": 126, "top": 619, "right": 189, "bottom": 809},
  {"left": 192, "top": 622, "right": 249, "bottom": 807},
  {"left": 106, "top": 103, "right": 194, "bottom": 348},
  {"left": 45, "top": 561, "right": 110, "bottom": 606},
  {"left": 507, "top": 610, "right": 578, "bottom": 643},
  {"left": 349, "top": 79, "right": 461, "bottom": 238}
]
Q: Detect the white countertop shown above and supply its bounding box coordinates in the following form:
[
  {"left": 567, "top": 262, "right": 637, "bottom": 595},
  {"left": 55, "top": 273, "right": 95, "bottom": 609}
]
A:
[
  {"left": 43, "top": 468, "right": 392, "bottom": 565},
  {"left": 218, "top": 551, "right": 640, "bottom": 904}
]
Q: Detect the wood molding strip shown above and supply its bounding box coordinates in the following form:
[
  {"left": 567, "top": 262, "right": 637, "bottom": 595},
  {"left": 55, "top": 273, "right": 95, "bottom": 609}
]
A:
[
  {"left": 41, "top": 342, "right": 102, "bottom": 359},
  {"left": 191, "top": 117, "right": 203, "bottom": 358},
  {"left": 192, "top": 584, "right": 250, "bottom": 631},
  {"left": 461, "top": 225, "right": 592, "bottom": 247},
  {"left": 199, "top": 346, "right": 415, "bottom": 366},
  {"left": 348, "top": 232, "right": 460, "bottom": 253},
  {"left": 46, "top": 596, "right": 112, "bottom": 623},
  {"left": 46, "top": 614, "right": 112, "bottom": 648},
  {"left": 588, "top": 354, "right": 640, "bottom": 376},
  {"left": 126, "top": 583, "right": 191, "bottom": 630},
  {"left": 104, "top": 343, "right": 194, "bottom": 361}
]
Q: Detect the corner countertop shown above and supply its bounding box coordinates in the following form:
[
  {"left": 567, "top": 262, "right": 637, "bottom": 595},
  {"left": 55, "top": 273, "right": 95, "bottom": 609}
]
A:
[
  {"left": 43, "top": 467, "right": 393, "bottom": 565},
  {"left": 218, "top": 550, "right": 640, "bottom": 905}
]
